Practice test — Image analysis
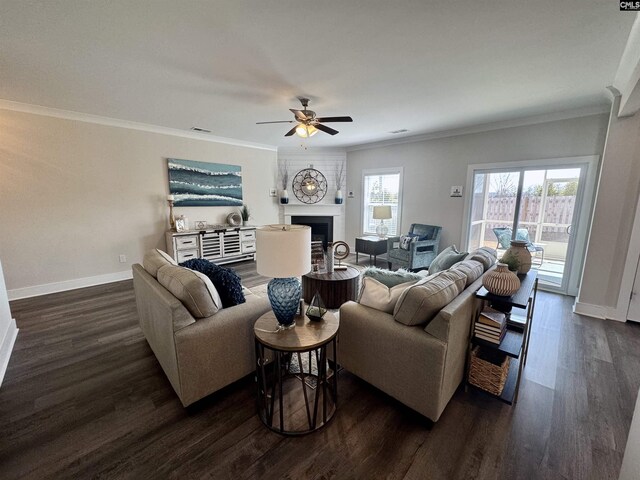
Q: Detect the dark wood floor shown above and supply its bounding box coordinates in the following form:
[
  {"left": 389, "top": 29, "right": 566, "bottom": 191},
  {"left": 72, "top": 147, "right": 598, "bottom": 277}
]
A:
[{"left": 2, "top": 260, "right": 640, "bottom": 479}]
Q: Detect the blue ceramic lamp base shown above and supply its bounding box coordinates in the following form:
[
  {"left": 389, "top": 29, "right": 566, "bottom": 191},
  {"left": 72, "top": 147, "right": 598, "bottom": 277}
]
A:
[{"left": 267, "top": 277, "right": 302, "bottom": 328}]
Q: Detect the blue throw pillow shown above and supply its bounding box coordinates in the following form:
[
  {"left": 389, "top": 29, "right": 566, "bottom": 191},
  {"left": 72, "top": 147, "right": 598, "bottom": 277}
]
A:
[{"left": 180, "top": 258, "right": 245, "bottom": 308}]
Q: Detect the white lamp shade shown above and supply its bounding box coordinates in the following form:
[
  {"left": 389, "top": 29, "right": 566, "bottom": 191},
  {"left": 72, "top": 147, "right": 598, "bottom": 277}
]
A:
[
  {"left": 295, "top": 124, "right": 318, "bottom": 138},
  {"left": 256, "top": 224, "right": 311, "bottom": 278},
  {"left": 373, "top": 205, "right": 392, "bottom": 220}
]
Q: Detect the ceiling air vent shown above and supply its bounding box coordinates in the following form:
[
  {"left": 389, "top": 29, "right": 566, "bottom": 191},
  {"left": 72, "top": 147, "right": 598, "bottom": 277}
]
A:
[
  {"left": 389, "top": 129, "right": 409, "bottom": 134},
  {"left": 190, "top": 127, "right": 212, "bottom": 133}
]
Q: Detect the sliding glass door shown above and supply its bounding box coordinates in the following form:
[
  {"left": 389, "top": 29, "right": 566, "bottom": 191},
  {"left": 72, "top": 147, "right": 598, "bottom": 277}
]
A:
[{"left": 466, "top": 163, "right": 589, "bottom": 294}]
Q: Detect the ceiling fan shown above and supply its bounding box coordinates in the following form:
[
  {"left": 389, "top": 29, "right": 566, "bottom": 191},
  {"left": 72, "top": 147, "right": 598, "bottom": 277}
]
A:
[{"left": 256, "top": 97, "right": 353, "bottom": 137}]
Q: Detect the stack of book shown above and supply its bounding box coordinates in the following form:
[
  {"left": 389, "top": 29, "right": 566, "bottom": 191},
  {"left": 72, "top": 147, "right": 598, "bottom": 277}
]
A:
[{"left": 474, "top": 308, "right": 507, "bottom": 345}]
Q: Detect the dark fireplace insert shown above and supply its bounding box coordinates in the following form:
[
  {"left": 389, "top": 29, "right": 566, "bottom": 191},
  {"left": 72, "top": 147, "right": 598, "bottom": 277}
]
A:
[{"left": 291, "top": 216, "right": 333, "bottom": 250}]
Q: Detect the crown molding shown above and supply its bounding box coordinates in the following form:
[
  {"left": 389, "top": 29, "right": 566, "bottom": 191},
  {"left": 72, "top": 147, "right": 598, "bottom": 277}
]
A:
[
  {"left": 346, "top": 104, "right": 610, "bottom": 152},
  {"left": 0, "top": 99, "right": 277, "bottom": 152}
]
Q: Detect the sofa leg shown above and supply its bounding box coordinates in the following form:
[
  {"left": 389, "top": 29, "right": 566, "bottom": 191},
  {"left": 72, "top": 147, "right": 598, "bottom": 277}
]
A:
[{"left": 388, "top": 262, "right": 392, "bottom": 269}]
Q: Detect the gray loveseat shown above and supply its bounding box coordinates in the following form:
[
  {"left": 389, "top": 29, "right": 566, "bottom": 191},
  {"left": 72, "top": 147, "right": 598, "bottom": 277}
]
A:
[
  {"left": 132, "top": 250, "right": 271, "bottom": 406},
  {"left": 338, "top": 247, "right": 496, "bottom": 422}
]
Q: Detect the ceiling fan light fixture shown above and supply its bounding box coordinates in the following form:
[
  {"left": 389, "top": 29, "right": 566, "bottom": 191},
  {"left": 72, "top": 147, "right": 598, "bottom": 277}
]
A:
[{"left": 295, "top": 124, "right": 318, "bottom": 138}]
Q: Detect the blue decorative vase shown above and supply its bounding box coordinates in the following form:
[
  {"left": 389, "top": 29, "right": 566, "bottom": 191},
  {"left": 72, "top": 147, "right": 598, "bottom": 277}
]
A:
[
  {"left": 267, "top": 277, "right": 301, "bottom": 328},
  {"left": 280, "top": 189, "right": 289, "bottom": 205},
  {"left": 335, "top": 189, "right": 343, "bottom": 204}
]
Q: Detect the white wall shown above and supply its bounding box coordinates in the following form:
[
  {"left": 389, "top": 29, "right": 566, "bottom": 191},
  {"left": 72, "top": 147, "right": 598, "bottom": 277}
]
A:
[
  {"left": 0, "top": 109, "right": 279, "bottom": 298},
  {"left": 277, "top": 147, "right": 347, "bottom": 242},
  {"left": 345, "top": 114, "right": 609, "bottom": 253},
  {"left": 576, "top": 95, "right": 640, "bottom": 318}
]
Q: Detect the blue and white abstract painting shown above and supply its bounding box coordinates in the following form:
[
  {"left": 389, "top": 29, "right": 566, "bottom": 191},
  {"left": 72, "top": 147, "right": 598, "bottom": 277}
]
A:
[{"left": 168, "top": 158, "right": 243, "bottom": 206}]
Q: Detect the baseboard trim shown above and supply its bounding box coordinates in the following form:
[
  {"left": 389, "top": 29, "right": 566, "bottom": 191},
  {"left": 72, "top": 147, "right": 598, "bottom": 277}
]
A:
[
  {"left": 572, "top": 300, "right": 625, "bottom": 321},
  {"left": 0, "top": 318, "right": 18, "bottom": 387},
  {"left": 7, "top": 270, "right": 133, "bottom": 301},
  {"left": 573, "top": 301, "right": 607, "bottom": 319}
]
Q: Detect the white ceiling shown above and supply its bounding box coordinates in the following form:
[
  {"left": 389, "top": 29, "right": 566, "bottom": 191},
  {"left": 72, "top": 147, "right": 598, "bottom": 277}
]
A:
[{"left": 0, "top": 1, "right": 634, "bottom": 148}]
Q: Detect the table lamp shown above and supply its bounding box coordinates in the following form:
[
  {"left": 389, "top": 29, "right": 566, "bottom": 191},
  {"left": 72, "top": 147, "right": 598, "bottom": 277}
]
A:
[
  {"left": 373, "top": 205, "right": 392, "bottom": 238},
  {"left": 256, "top": 225, "right": 311, "bottom": 329}
]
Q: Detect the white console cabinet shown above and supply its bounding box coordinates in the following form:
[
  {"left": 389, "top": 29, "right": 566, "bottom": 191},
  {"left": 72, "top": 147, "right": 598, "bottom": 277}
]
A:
[{"left": 166, "top": 226, "right": 256, "bottom": 265}]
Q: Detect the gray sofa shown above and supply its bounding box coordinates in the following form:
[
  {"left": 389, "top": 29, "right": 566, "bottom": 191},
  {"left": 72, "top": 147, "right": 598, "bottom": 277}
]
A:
[
  {"left": 338, "top": 248, "right": 496, "bottom": 422},
  {"left": 132, "top": 256, "right": 271, "bottom": 406}
]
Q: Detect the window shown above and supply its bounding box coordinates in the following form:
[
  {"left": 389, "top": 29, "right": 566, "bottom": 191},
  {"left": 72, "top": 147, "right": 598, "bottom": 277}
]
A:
[{"left": 362, "top": 169, "right": 402, "bottom": 236}]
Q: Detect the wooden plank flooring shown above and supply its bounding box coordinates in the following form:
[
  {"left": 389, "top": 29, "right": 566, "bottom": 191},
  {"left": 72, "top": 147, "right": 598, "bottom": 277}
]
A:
[{"left": 1, "top": 261, "right": 640, "bottom": 479}]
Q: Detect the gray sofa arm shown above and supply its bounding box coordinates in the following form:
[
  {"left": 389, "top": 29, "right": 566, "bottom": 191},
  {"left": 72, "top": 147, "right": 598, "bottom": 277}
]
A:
[
  {"left": 173, "top": 295, "right": 271, "bottom": 406},
  {"left": 387, "top": 236, "right": 401, "bottom": 251}
]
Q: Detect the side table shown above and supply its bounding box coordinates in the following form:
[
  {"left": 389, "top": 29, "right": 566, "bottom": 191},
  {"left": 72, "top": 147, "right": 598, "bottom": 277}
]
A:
[
  {"left": 355, "top": 236, "right": 387, "bottom": 266},
  {"left": 467, "top": 270, "right": 538, "bottom": 404},
  {"left": 302, "top": 266, "right": 360, "bottom": 309},
  {"left": 254, "top": 309, "right": 339, "bottom": 435}
]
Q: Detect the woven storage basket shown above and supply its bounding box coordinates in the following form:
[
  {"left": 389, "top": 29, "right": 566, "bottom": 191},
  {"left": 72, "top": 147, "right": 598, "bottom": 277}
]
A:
[{"left": 468, "top": 346, "right": 510, "bottom": 396}]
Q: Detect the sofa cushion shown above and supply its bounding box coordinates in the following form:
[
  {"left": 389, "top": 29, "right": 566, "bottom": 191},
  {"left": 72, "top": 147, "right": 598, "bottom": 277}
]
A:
[
  {"left": 362, "top": 266, "right": 424, "bottom": 288},
  {"left": 180, "top": 258, "right": 245, "bottom": 308},
  {"left": 449, "top": 259, "right": 485, "bottom": 287},
  {"left": 157, "top": 265, "right": 221, "bottom": 318},
  {"left": 393, "top": 269, "right": 467, "bottom": 326},
  {"left": 428, "top": 245, "right": 468, "bottom": 274},
  {"left": 358, "top": 277, "right": 417, "bottom": 314},
  {"left": 465, "top": 247, "right": 497, "bottom": 271},
  {"left": 143, "top": 249, "right": 177, "bottom": 278}
]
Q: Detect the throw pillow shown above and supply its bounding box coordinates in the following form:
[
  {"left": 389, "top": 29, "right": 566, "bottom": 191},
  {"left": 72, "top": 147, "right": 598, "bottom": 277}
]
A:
[
  {"left": 399, "top": 235, "right": 415, "bottom": 250},
  {"left": 143, "top": 248, "right": 177, "bottom": 278},
  {"left": 393, "top": 269, "right": 466, "bottom": 326},
  {"left": 465, "top": 247, "right": 497, "bottom": 271},
  {"left": 358, "top": 277, "right": 417, "bottom": 314},
  {"left": 428, "top": 245, "right": 468, "bottom": 274},
  {"left": 180, "top": 258, "right": 246, "bottom": 308},
  {"left": 362, "top": 266, "right": 424, "bottom": 288},
  {"left": 157, "top": 265, "right": 221, "bottom": 318},
  {"left": 449, "top": 259, "right": 485, "bottom": 287}
]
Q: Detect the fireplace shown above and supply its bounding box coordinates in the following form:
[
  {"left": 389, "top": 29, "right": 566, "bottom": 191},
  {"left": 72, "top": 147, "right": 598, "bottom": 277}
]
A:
[{"left": 291, "top": 216, "right": 333, "bottom": 250}]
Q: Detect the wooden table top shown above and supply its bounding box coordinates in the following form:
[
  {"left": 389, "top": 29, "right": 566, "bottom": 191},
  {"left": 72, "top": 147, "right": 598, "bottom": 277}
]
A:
[
  {"left": 254, "top": 309, "right": 339, "bottom": 351},
  {"left": 357, "top": 236, "right": 387, "bottom": 243},
  {"left": 303, "top": 265, "right": 360, "bottom": 282}
]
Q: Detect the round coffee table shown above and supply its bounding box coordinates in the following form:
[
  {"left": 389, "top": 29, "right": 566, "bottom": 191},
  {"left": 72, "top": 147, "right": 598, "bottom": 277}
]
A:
[
  {"left": 302, "top": 266, "right": 360, "bottom": 309},
  {"left": 254, "top": 308, "right": 339, "bottom": 435}
]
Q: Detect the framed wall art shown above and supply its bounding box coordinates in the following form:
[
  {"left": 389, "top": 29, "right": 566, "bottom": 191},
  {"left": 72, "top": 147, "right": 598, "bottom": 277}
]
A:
[{"left": 168, "top": 158, "right": 243, "bottom": 206}]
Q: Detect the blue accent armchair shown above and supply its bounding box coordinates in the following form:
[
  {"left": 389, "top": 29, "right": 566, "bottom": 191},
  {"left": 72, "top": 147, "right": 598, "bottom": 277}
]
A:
[{"left": 387, "top": 224, "right": 442, "bottom": 271}]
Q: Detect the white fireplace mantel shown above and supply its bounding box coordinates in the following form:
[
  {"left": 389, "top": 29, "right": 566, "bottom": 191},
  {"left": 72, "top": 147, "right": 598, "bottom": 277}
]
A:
[{"left": 282, "top": 204, "right": 343, "bottom": 220}]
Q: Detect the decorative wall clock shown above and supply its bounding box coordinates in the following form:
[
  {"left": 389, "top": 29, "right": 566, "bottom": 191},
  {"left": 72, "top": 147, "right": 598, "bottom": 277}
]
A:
[{"left": 292, "top": 168, "right": 327, "bottom": 204}]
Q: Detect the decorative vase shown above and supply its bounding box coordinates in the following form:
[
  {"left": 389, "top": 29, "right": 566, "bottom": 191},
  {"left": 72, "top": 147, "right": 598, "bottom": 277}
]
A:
[
  {"left": 503, "top": 240, "right": 532, "bottom": 274},
  {"left": 326, "top": 242, "right": 334, "bottom": 273},
  {"left": 335, "top": 189, "right": 344, "bottom": 204},
  {"left": 280, "top": 189, "right": 289, "bottom": 205},
  {"left": 482, "top": 263, "right": 520, "bottom": 296}
]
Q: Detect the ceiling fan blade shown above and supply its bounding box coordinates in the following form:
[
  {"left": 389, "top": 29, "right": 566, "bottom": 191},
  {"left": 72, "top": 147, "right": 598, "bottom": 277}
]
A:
[
  {"left": 290, "top": 109, "right": 308, "bottom": 121},
  {"left": 284, "top": 126, "right": 297, "bottom": 137},
  {"left": 314, "top": 123, "right": 339, "bottom": 136},
  {"left": 316, "top": 116, "right": 353, "bottom": 123},
  {"left": 256, "top": 120, "right": 295, "bottom": 124}
]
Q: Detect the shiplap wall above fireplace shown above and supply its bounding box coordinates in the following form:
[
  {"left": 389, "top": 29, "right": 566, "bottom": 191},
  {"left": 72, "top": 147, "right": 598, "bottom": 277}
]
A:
[{"left": 277, "top": 147, "right": 347, "bottom": 245}]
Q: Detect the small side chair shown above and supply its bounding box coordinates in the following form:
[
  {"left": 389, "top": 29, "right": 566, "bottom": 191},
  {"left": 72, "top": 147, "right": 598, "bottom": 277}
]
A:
[{"left": 387, "top": 224, "right": 442, "bottom": 271}]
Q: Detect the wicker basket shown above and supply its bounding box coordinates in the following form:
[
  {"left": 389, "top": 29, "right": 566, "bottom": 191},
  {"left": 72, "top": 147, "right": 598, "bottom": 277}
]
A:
[{"left": 468, "top": 346, "right": 510, "bottom": 396}]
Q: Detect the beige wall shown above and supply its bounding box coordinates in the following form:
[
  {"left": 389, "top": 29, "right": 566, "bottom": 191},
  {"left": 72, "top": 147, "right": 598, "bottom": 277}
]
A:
[
  {"left": 0, "top": 109, "right": 279, "bottom": 294},
  {"left": 345, "top": 114, "right": 609, "bottom": 253},
  {"left": 577, "top": 97, "right": 640, "bottom": 312}
]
